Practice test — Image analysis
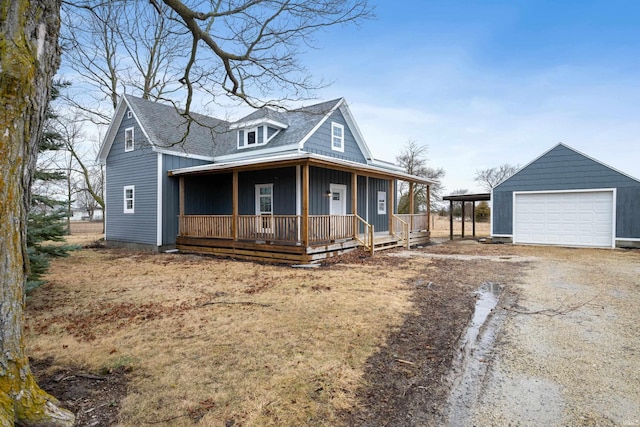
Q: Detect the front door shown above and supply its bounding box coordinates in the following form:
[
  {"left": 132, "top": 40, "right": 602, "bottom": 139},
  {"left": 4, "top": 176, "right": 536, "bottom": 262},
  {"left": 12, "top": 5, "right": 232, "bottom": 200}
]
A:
[{"left": 330, "top": 184, "right": 347, "bottom": 216}]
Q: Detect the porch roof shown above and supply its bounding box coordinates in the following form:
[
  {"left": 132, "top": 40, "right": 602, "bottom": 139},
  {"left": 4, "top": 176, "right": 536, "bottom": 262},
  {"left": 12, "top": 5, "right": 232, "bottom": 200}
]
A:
[{"left": 168, "top": 152, "right": 435, "bottom": 185}]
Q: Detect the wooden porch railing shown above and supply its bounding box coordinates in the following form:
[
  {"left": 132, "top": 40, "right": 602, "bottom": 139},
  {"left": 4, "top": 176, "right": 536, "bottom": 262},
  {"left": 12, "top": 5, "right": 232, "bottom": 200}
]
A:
[
  {"left": 354, "top": 214, "right": 374, "bottom": 255},
  {"left": 308, "top": 214, "right": 355, "bottom": 243},
  {"left": 180, "top": 215, "right": 234, "bottom": 238},
  {"left": 180, "top": 214, "right": 428, "bottom": 249},
  {"left": 396, "top": 213, "right": 429, "bottom": 231},
  {"left": 391, "top": 214, "right": 410, "bottom": 249}
]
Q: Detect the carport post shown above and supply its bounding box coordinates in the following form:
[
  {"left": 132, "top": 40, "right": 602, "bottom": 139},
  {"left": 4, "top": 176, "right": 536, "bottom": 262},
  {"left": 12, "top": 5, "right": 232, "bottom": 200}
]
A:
[
  {"left": 461, "top": 202, "right": 465, "bottom": 238},
  {"left": 472, "top": 202, "right": 476, "bottom": 237},
  {"left": 449, "top": 200, "right": 453, "bottom": 240}
]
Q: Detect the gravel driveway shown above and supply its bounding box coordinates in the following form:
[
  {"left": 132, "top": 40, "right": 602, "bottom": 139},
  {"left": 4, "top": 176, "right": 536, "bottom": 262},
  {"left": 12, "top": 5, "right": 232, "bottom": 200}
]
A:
[{"left": 469, "top": 246, "right": 640, "bottom": 426}]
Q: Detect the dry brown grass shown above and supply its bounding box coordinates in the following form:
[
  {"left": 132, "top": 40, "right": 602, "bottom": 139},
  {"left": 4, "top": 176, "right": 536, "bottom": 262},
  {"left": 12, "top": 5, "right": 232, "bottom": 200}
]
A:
[
  {"left": 27, "top": 248, "right": 430, "bottom": 426},
  {"left": 430, "top": 215, "right": 490, "bottom": 239}
]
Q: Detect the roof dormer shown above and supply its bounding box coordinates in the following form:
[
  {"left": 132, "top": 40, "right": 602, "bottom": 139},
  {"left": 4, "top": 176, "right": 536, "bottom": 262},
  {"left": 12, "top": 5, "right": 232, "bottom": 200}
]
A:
[{"left": 230, "top": 109, "right": 288, "bottom": 150}]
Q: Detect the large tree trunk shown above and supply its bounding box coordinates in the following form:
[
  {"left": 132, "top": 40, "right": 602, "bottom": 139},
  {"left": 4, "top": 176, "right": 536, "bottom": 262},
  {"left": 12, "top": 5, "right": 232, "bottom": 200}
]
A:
[{"left": 0, "top": 1, "right": 74, "bottom": 426}]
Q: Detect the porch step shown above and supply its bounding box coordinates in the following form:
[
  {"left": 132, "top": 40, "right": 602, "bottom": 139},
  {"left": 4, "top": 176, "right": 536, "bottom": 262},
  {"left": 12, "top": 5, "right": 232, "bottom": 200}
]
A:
[{"left": 372, "top": 235, "right": 402, "bottom": 252}]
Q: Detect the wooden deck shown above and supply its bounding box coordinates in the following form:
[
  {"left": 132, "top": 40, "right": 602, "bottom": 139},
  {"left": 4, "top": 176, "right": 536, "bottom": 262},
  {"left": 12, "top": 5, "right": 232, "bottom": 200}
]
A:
[{"left": 176, "top": 213, "right": 430, "bottom": 263}]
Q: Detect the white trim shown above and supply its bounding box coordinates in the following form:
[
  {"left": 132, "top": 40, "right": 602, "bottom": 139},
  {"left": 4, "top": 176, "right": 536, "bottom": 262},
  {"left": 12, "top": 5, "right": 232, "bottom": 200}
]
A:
[
  {"left": 255, "top": 183, "right": 274, "bottom": 232},
  {"left": 156, "top": 153, "right": 163, "bottom": 247},
  {"left": 124, "top": 127, "right": 135, "bottom": 152},
  {"left": 103, "top": 167, "right": 107, "bottom": 239},
  {"left": 377, "top": 191, "right": 386, "bottom": 215},
  {"left": 337, "top": 102, "right": 374, "bottom": 161},
  {"left": 127, "top": 110, "right": 133, "bottom": 119},
  {"left": 616, "top": 237, "right": 640, "bottom": 242},
  {"left": 296, "top": 165, "right": 301, "bottom": 242},
  {"left": 152, "top": 148, "right": 214, "bottom": 162},
  {"left": 329, "top": 183, "right": 347, "bottom": 215},
  {"left": 491, "top": 234, "right": 513, "bottom": 238},
  {"left": 171, "top": 152, "right": 434, "bottom": 185},
  {"left": 123, "top": 185, "right": 135, "bottom": 213},
  {"left": 298, "top": 99, "right": 344, "bottom": 149},
  {"left": 213, "top": 143, "right": 300, "bottom": 162},
  {"left": 512, "top": 188, "right": 616, "bottom": 248},
  {"left": 489, "top": 187, "right": 494, "bottom": 237},
  {"left": 229, "top": 117, "right": 288, "bottom": 130},
  {"left": 331, "top": 122, "right": 345, "bottom": 153}
]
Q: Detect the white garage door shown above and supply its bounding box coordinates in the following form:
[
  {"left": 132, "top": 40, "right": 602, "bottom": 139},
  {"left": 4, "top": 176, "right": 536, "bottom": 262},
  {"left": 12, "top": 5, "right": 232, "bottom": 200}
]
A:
[{"left": 513, "top": 191, "right": 614, "bottom": 247}]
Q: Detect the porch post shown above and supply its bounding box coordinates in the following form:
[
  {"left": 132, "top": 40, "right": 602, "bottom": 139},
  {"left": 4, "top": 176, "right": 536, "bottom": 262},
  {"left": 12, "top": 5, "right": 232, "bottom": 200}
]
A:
[
  {"left": 232, "top": 171, "right": 238, "bottom": 241},
  {"left": 302, "top": 162, "right": 309, "bottom": 247},
  {"left": 388, "top": 179, "right": 394, "bottom": 235},
  {"left": 409, "top": 181, "right": 415, "bottom": 230},
  {"left": 179, "top": 176, "right": 185, "bottom": 216},
  {"left": 427, "top": 184, "right": 431, "bottom": 231},
  {"left": 352, "top": 172, "right": 357, "bottom": 239}
]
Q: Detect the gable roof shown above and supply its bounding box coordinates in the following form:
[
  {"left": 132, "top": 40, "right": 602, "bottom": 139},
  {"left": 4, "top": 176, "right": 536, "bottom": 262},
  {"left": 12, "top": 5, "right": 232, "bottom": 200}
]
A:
[
  {"left": 98, "top": 95, "right": 235, "bottom": 162},
  {"left": 495, "top": 142, "right": 640, "bottom": 188},
  {"left": 98, "top": 96, "right": 377, "bottom": 166}
]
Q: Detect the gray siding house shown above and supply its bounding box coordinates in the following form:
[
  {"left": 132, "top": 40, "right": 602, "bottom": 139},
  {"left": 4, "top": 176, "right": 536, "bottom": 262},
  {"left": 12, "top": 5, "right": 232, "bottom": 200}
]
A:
[
  {"left": 98, "top": 95, "right": 433, "bottom": 262},
  {"left": 491, "top": 143, "right": 640, "bottom": 248}
]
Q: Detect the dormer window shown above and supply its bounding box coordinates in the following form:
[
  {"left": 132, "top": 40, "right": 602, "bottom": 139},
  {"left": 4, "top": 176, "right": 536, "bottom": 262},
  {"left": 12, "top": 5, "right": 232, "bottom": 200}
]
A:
[
  {"left": 331, "top": 122, "right": 344, "bottom": 152},
  {"left": 246, "top": 128, "right": 257, "bottom": 146}
]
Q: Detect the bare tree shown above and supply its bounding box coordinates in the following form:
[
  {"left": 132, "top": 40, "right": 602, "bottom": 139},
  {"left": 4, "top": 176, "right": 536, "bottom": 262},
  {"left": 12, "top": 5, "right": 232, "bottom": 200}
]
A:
[
  {"left": 1, "top": 1, "right": 372, "bottom": 424},
  {"left": 396, "top": 140, "right": 445, "bottom": 213},
  {"left": 474, "top": 163, "right": 519, "bottom": 192}
]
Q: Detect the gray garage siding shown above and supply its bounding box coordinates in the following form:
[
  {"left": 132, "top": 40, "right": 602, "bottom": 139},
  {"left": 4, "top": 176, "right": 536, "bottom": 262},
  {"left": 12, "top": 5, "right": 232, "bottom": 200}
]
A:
[
  {"left": 493, "top": 144, "right": 640, "bottom": 238},
  {"left": 304, "top": 109, "right": 367, "bottom": 164},
  {"left": 105, "top": 117, "right": 157, "bottom": 245}
]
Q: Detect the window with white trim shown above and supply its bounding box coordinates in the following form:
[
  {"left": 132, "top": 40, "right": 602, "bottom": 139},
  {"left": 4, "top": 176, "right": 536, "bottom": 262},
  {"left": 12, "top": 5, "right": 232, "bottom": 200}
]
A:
[
  {"left": 377, "top": 191, "right": 386, "bottom": 214},
  {"left": 127, "top": 110, "right": 133, "bottom": 119},
  {"left": 125, "top": 127, "right": 134, "bottom": 152},
  {"left": 124, "top": 185, "right": 135, "bottom": 213},
  {"left": 255, "top": 184, "right": 273, "bottom": 230},
  {"left": 331, "top": 122, "right": 344, "bottom": 152}
]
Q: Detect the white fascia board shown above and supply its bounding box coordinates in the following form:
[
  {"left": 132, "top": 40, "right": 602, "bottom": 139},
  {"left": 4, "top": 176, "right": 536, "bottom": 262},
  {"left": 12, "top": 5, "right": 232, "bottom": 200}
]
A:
[
  {"left": 338, "top": 102, "right": 374, "bottom": 161},
  {"left": 97, "top": 95, "right": 154, "bottom": 164},
  {"left": 513, "top": 188, "right": 616, "bottom": 195},
  {"left": 229, "top": 118, "right": 288, "bottom": 130},
  {"left": 97, "top": 97, "right": 127, "bottom": 163},
  {"left": 157, "top": 152, "right": 163, "bottom": 247},
  {"left": 298, "top": 98, "right": 344, "bottom": 149},
  {"left": 152, "top": 147, "right": 215, "bottom": 162},
  {"left": 213, "top": 144, "right": 300, "bottom": 162}
]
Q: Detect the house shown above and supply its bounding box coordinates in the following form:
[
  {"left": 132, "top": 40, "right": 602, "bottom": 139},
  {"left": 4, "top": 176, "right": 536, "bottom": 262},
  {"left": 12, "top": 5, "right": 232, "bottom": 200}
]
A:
[
  {"left": 97, "top": 95, "right": 433, "bottom": 262},
  {"left": 491, "top": 143, "right": 640, "bottom": 248}
]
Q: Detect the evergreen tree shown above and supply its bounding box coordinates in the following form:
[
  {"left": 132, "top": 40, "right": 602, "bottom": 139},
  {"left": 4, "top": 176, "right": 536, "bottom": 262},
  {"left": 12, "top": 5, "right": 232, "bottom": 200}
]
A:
[{"left": 27, "top": 82, "right": 77, "bottom": 293}]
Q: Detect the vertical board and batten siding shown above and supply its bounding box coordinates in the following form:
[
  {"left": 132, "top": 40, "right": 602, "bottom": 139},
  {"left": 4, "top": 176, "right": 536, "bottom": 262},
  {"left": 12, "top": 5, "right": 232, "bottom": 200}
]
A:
[
  {"left": 162, "top": 155, "right": 213, "bottom": 245},
  {"left": 357, "top": 176, "right": 368, "bottom": 231},
  {"left": 183, "top": 173, "right": 232, "bottom": 215},
  {"left": 304, "top": 109, "right": 367, "bottom": 164},
  {"left": 105, "top": 109, "right": 157, "bottom": 245},
  {"left": 493, "top": 144, "right": 640, "bottom": 238},
  {"left": 238, "top": 167, "right": 297, "bottom": 215},
  {"left": 368, "top": 177, "right": 389, "bottom": 232},
  {"left": 309, "top": 167, "right": 352, "bottom": 215}
]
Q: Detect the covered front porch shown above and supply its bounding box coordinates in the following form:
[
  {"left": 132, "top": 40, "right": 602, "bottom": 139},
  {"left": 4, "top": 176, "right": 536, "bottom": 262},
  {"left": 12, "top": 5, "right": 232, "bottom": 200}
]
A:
[{"left": 170, "top": 154, "right": 432, "bottom": 263}]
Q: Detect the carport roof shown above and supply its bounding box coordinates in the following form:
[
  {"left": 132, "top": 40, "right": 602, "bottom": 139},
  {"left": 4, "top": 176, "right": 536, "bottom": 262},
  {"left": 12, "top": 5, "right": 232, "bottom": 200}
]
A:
[{"left": 442, "top": 193, "right": 491, "bottom": 202}]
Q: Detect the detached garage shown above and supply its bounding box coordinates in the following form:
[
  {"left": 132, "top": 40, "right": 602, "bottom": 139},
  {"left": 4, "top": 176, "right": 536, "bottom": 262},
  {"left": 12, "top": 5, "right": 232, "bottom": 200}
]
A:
[{"left": 492, "top": 143, "right": 640, "bottom": 248}]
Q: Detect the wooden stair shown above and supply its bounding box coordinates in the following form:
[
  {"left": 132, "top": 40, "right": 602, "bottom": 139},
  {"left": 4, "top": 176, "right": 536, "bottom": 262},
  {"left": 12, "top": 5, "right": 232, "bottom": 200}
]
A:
[{"left": 372, "top": 234, "right": 402, "bottom": 252}]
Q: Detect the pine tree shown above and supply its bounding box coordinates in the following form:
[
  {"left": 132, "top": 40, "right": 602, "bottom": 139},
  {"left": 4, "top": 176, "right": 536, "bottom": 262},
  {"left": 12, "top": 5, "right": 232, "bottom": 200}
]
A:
[{"left": 27, "top": 82, "right": 78, "bottom": 293}]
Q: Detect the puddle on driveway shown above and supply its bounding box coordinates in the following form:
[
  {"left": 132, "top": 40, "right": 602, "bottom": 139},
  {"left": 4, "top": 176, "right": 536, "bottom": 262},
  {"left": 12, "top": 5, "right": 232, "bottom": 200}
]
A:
[{"left": 445, "top": 282, "right": 504, "bottom": 427}]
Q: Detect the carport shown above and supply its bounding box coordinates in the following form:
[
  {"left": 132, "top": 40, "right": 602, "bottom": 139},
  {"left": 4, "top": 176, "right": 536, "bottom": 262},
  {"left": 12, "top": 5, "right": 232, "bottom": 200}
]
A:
[{"left": 442, "top": 193, "right": 491, "bottom": 240}]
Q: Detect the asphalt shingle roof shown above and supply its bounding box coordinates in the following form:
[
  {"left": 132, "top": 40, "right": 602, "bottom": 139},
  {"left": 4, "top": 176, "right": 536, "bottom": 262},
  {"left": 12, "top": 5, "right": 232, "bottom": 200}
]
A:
[{"left": 125, "top": 95, "right": 343, "bottom": 158}]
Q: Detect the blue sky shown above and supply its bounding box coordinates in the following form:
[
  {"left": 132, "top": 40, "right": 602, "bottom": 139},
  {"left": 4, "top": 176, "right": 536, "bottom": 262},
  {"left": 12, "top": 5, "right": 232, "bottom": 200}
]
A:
[{"left": 302, "top": 0, "right": 640, "bottom": 193}]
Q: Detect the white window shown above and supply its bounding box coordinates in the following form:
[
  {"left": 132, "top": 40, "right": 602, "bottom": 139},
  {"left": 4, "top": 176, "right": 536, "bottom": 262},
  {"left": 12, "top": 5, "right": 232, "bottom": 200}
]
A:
[
  {"left": 127, "top": 110, "right": 133, "bottom": 119},
  {"left": 255, "top": 184, "right": 273, "bottom": 231},
  {"left": 124, "top": 185, "right": 135, "bottom": 213},
  {"left": 125, "top": 127, "right": 134, "bottom": 152},
  {"left": 377, "top": 191, "right": 386, "bottom": 214},
  {"left": 331, "top": 122, "right": 344, "bottom": 152}
]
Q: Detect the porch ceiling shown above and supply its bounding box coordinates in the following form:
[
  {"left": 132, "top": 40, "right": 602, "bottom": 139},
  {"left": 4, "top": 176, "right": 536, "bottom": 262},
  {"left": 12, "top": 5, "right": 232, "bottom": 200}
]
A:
[{"left": 168, "top": 152, "right": 434, "bottom": 185}]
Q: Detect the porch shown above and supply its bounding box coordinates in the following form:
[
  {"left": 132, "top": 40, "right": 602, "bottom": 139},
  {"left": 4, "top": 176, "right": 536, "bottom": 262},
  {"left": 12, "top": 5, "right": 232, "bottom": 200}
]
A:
[
  {"left": 176, "top": 213, "right": 430, "bottom": 263},
  {"left": 170, "top": 154, "right": 433, "bottom": 263}
]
